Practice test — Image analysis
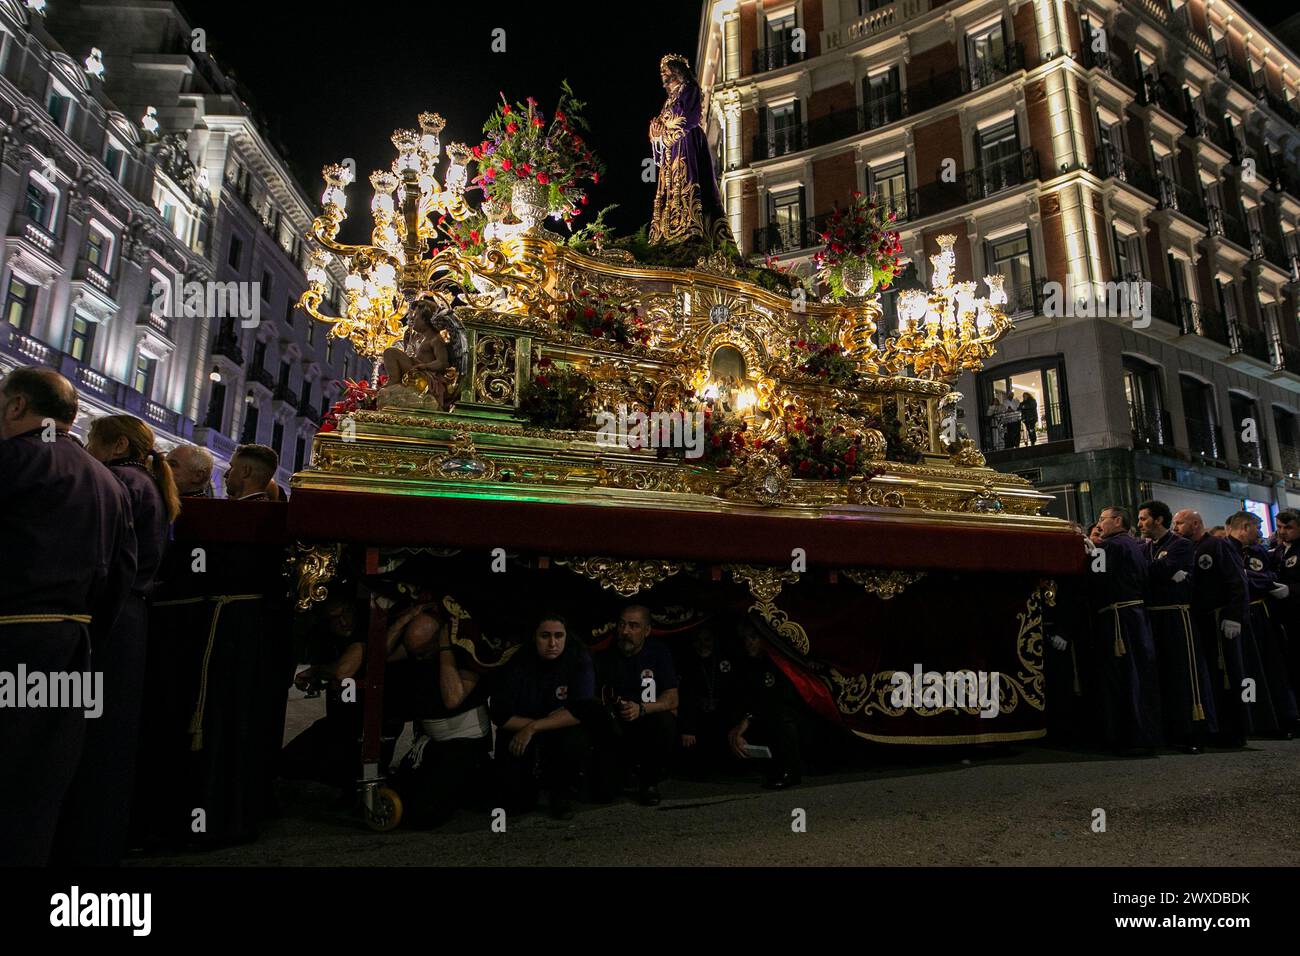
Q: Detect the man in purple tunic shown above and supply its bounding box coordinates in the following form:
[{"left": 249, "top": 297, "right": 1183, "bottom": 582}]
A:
[
  {"left": 648, "top": 53, "right": 735, "bottom": 249},
  {"left": 0, "top": 368, "right": 136, "bottom": 865}
]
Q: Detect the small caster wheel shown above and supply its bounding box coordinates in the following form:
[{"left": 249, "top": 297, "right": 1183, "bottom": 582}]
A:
[{"left": 366, "top": 787, "right": 403, "bottom": 832}]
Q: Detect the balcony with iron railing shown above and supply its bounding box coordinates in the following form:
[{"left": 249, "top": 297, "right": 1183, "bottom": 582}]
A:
[
  {"left": 249, "top": 365, "right": 275, "bottom": 389},
  {"left": 1185, "top": 110, "right": 1234, "bottom": 155},
  {"left": 1229, "top": 319, "right": 1274, "bottom": 365},
  {"left": 752, "top": 123, "right": 807, "bottom": 161},
  {"left": 964, "top": 148, "right": 1039, "bottom": 202},
  {"left": 907, "top": 43, "right": 1025, "bottom": 116},
  {"left": 1080, "top": 42, "right": 1135, "bottom": 88},
  {"left": 273, "top": 382, "right": 300, "bottom": 407},
  {"left": 211, "top": 325, "right": 244, "bottom": 365},
  {"left": 1156, "top": 174, "right": 1208, "bottom": 226},
  {"left": 1251, "top": 229, "right": 1294, "bottom": 274},
  {"left": 752, "top": 44, "right": 805, "bottom": 75},
  {"left": 1137, "top": 72, "right": 1188, "bottom": 124},
  {"left": 1093, "top": 145, "right": 1158, "bottom": 198},
  {"left": 751, "top": 212, "right": 834, "bottom": 256},
  {"left": 0, "top": 322, "right": 195, "bottom": 440},
  {"left": 1263, "top": 88, "right": 1300, "bottom": 130},
  {"left": 1130, "top": 404, "right": 1175, "bottom": 453},
  {"left": 1185, "top": 300, "right": 1232, "bottom": 348},
  {"left": 1207, "top": 203, "right": 1251, "bottom": 250},
  {"left": 1146, "top": 282, "right": 1178, "bottom": 328}
]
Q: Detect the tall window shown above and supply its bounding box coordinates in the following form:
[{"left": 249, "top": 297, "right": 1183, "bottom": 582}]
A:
[
  {"left": 228, "top": 233, "right": 243, "bottom": 270},
  {"left": 133, "top": 353, "right": 157, "bottom": 398},
  {"left": 103, "top": 139, "right": 126, "bottom": 182},
  {"left": 1275, "top": 407, "right": 1300, "bottom": 477},
  {"left": 768, "top": 102, "right": 801, "bottom": 155},
  {"left": 869, "top": 159, "right": 909, "bottom": 221},
  {"left": 1112, "top": 227, "right": 1142, "bottom": 278},
  {"left": 294, "top": 436, "right": 306, "bottom": 472},
  {"left": 261, "top": 269, "right": 273, "bottom": 302},
  {"left": 1180, "top": 375, "right": 1223, "bottom": 461},
  {"left": 863, "top": 67, "right": 902, "bottom": 129},
  {"left": 68, "top": 315, "right": 96, "bottom": 363},
  {"left": 205, "top": 380, "right": 226, "bottom": 430},
  {"left": 766, "top": 187, "right": 804, "bottom": 251},
  {"left": 253, "top": 340, "right": 268, "bottom": 373},
  {"left": 242, "top": 401, "right": 260, "bottom": 444},
  {"left": 978, "top": 356, "right": 1071, "bottom": 450},
  {"left": 975, "top": 119, "right": 1022, "bottom": 196},
  {"left": 25, "top": 175, "right": 57, "bottom": 231},
  {"left": 1123, "top": 357, "right": 1168, "bottom": 449},
  {"left": 4, "top": 277, "right": 35, "bottom": 332},
  {"left": 765, "top": 12, "right": 797, "bottom": 50},
  {"left": 272, "top": 421, "right": 285, "bottom": 460},
  {"left": 986, "top": 232, "right": 1036, "bottom": 316},
  {"left": 46, "top": 86, "right": 72, "bottom": 130},
  {"left": 278, "top": 361, "right": 292, "bottom": 392},
  {"left": 86, "top": 223, "right": 113, "bottom": 271},
  {"left": 1230, "top": 392, "right": 1266, "bottom": 469},
  {"left": 967, "top": 21, "right": 1008, "bottom": 90}
]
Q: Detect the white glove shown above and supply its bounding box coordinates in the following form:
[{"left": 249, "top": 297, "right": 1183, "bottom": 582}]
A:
[
  {"left": 1221, "top": 619, "right": 1241, "bottom": 640},
  {"left": 1049, "top": 635, "right": 1068, "bottom": 652},
  {"left": 1172, "top": 570, "right": 1189, "bottom": 584},
  {"left": 1272, "top": 583, "right": 1290, "bottom": 599}
]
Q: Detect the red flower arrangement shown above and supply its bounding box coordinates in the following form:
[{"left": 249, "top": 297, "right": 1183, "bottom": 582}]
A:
[
  {"left": 318, "top": 376, "right": 385, "bottom": 433},
  {"left": 788, "top": 325, "right": 859, "bottom": 387},
  {"left": 559, "top": 287, "right": 651, "bottom": 346},
  {"left": 472, "top": 81, "right": 604, "bottom": 227},
  {"left": 777, "top": 412, "right": 875, "bottom": 480},
  {"left": 813, "top": 191, "right": 904, "bottom": 300}
]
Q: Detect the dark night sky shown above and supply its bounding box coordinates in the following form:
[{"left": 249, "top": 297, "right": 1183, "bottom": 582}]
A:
[
  {"left": 179, "top": 0, "right": 1290, "bottom": 243},
  {"left": 179, "top": 0, "right": 705, "bottom": 242}
]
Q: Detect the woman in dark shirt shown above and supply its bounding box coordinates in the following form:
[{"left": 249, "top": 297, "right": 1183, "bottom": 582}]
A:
[
  {"left": 56, "top": 414, "right": 179, "bottom": 863},
  {"left": 490, "top": 614, "right": 594, "bottom": 819}
]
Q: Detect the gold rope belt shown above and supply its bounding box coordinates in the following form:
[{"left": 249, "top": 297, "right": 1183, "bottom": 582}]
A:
[
  {"left": 0, "top": 613, "right": 92, "bottom": 625},
  {"left": 1146, "top": 603, "right": 1206, "bottom": 721},
  {"left": 1250, "top": 599, "right": 1270, "bottom": 619},
  {"left": 1097, "top": 600, "right": 1143, "bottom": 657},
  {"left": 154, "top": 594, "right": 262, "bottom": 751}
]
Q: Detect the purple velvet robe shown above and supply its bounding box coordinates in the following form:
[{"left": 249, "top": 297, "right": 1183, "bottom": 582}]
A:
[{"left": 649, "top": 78, "right": 733, "bottom": 247}]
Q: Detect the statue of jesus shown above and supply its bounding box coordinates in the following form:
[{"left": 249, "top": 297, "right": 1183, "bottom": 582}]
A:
[{"left": 648, "top": 53, "right": 735, "bottom": 249}]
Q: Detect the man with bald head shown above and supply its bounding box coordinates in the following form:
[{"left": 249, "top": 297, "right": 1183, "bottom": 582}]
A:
[
  {"left": 1174, "top": 508, "right": 1248, "bottom": 746},
  {"left": 0, "top": 367, "right": 137, "bottom": 864},
  {"left": 166, "top": 443, "right": 214, "bottom": 497}
]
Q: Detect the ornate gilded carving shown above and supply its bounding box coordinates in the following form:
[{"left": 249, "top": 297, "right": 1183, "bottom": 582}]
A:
[
  {"left": 949, "top": 438, "right": 986, "bottom": 468},
  {"left": 828, "top": 583, "right": 1047, "bottom": 719},
  {"left": 473, "top": 333, "right": 516, "bottom": 405},
  {"left": 287, "top": 542, "right": 341, "bottom": 612},
  {"left": 555, "top": 556, "right": 688, "bottom": 597},
  {"left": 726, "top": 564, "right": 799, "bottom": 605},
  {"left": 429, "top": 430, "right": 497, "bottom": 480},
  {"left": 722, "top": 450, "right": 792, "bottom": 507},
  {"left": 841, "top": 569, "right": 926, "bottom": 600}
]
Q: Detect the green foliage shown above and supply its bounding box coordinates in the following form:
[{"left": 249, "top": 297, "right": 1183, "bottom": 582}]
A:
[{"left": 517, "top": 359, "right": 595, "bottom": 431}]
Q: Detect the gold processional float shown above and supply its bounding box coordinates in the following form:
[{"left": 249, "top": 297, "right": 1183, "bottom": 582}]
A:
[{"left": 291, "top": 117, "right": 1057, "bottom": 530}]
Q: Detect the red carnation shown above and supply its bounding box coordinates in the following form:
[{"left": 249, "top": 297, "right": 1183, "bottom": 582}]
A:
[
  {"left": 505, "top": 121, "right": 519, "bottom": 135},
  {"left": 537, "top": 172, "right": 550, "bottom": 185},
  {"left": 500, "top": 158, "right": 513, "bottom": 171}
]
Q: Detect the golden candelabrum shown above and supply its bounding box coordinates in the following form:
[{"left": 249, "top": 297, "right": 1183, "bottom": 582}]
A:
[
  {"left": 298, "top": 113, "right": 477, "bottom": 367},
  {"left": 889, "top": 234, "right": 1013, "bottom": 381}
]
